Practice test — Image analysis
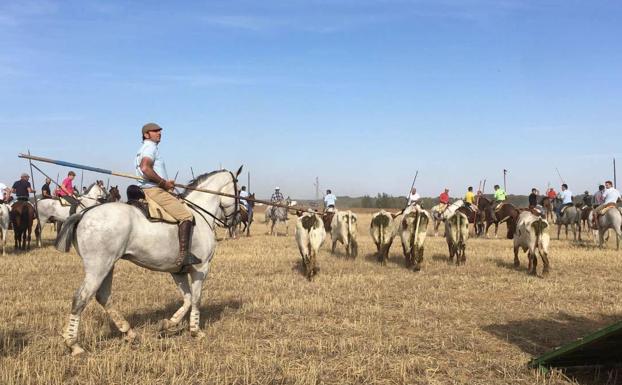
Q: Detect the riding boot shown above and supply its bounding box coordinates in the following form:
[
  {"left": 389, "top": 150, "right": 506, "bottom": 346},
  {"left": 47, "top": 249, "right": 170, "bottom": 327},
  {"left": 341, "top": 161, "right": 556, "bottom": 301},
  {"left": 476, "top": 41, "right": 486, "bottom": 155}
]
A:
[{"left": 177, "top": 220, "right": 202, "bottom": 271}]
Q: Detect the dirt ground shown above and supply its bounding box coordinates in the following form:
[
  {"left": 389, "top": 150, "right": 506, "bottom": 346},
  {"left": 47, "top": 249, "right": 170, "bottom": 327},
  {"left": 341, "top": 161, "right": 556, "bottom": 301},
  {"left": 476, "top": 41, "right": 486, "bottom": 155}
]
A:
[{"left": 1, "top": 209, "right": 621, "bottom": 384}]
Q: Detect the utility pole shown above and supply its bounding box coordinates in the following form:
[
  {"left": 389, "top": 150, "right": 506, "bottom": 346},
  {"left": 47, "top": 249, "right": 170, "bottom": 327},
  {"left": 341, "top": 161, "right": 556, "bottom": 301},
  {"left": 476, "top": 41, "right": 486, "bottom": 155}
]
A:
[
  {"left": 614, "top": 158, "right": 617, "bottom": 188},
  {"left": 503, "top": 169, "right": 507, "bottom": 193},
  {"left": 247, "top": 171, "right": 251, "bottom": 192},
  {"left": 314, "top": 177, "right": 319, "bottom": 203}
]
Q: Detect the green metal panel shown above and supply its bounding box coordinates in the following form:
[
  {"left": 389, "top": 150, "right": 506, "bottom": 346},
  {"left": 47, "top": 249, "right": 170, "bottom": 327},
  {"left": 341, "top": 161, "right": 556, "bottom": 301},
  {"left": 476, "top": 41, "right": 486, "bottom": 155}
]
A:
[{"left": 529, "top": 320, "right": 622, "bottom": 370}]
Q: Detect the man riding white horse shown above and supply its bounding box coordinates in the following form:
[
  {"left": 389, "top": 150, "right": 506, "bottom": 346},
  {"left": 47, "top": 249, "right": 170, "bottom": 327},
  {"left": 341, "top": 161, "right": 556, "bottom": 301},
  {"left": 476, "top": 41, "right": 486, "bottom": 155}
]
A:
[
  {"left": 556, "top": 183, "right": 573, "bottom": 220},
  {"left": 324, "top": 189, "right": 337, "bottom": 211},
  {"left": 136, "top": 122, "right": 201, "bottom": 271},
  {"left": 407, "top": 187, "right": 421, "bottom": 207},
  {"left": 593, "top": 181, "right": 621, "bottom": 226}
]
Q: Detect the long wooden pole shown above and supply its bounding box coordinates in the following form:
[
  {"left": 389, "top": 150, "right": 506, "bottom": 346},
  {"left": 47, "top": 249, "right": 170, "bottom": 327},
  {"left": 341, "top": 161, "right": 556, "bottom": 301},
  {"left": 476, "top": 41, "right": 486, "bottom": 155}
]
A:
[
  {"left": 27, "top": 150, "right": 41, "bottom": 225},
  {"left": 18, "top": 154, "right": 313, "bottom": 213},
  {"left": 614, "top": 158, "right": 617, "bottom": 189}
]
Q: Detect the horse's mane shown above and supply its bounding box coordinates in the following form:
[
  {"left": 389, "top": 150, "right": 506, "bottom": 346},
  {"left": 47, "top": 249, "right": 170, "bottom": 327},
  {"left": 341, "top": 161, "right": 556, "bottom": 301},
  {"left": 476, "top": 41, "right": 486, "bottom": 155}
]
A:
[
  {"left": 84, "top": 183, "right": 97, "bottom": 194},
  {"left": 182, "top": 170, "right": 228, "bottom": 198}
]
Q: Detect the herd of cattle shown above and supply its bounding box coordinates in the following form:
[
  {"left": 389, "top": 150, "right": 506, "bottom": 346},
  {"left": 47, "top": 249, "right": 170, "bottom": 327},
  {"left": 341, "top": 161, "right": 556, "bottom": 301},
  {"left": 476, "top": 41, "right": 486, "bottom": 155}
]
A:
[{"left": 291, "top": 201, "right": 622, "bottom": 280}]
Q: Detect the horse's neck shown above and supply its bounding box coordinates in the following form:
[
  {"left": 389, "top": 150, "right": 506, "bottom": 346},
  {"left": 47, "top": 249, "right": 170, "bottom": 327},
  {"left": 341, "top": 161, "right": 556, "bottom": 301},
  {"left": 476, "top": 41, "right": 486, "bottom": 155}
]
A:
[
  {"left": 84, "top": 187, "right": 102, "bottom": 200},
  {"left": 185, "top": 174, "right": 230, "bottom": 212}
]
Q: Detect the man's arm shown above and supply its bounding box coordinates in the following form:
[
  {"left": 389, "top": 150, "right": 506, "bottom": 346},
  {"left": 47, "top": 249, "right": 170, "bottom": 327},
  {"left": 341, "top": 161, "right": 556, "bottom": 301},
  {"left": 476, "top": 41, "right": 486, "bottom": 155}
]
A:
[{"left": 140, "top": 157, "right": 174, "bottom": 190}]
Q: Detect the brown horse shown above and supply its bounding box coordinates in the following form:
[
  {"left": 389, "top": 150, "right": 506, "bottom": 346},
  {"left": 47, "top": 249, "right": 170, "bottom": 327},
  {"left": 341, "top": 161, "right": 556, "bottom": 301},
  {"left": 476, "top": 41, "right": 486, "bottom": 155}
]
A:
[
  {"left": 108, "top": 186, "right": 121, "bottom": 202},
  {"left": 477, "top": 197, "right": 520, "bottom": 238},
  {"left": 540, "top": 197, "right": 555, "bottom": 224},
  {"left": 229, "top": 193, "right": 255, "bottom": 238},
  {"left": 455, "top": 206, "right": 485, "bottom": 237},
  {"left": 10, "top": 201, "right": 38, "bottom": 250}
]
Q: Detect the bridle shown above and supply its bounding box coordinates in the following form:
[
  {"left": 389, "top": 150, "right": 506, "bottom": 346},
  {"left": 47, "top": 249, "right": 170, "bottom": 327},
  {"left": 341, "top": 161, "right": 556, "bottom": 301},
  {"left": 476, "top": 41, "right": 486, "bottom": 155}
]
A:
[{"left": 181, "top": 170, "right": 239, "bottom": 229}]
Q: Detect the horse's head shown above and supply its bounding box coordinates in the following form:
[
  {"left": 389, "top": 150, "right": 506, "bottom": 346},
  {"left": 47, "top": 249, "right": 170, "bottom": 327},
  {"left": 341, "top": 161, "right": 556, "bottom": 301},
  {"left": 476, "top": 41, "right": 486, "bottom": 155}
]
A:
[
  {"left": 109, "top": 186, "right": 121, "bottom": 202},
  {"left": 85, "top": 183, "right": 108, "bottom": 202},
  {"left": 184, "top": 165, "right": 242, "bottom": 228}
]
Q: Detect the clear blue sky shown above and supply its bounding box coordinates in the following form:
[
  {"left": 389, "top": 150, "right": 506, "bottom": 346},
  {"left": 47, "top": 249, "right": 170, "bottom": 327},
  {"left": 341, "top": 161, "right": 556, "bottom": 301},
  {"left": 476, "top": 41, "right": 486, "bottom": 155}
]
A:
[{"left": 1, "top": 0, "right": 621, "bottom": 199}]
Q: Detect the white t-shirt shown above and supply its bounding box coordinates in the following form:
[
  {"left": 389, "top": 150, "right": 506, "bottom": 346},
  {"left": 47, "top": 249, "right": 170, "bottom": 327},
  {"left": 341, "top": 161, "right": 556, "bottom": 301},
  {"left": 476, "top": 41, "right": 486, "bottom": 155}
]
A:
[
  {"left": 408, "top": 193, "right": 420, "bottom": 205},
  {"left": 239, "top": 190, "right": 249, "bottom": 206},
  {"left": 135, "top": 140, "right": 168, "bottom": 188},
  {"left": 559, "top": 190, "right": 573, "bottom": 204},
  {"left": 324, "top": 193, "right": 336, "bottom": 207},
  {"left": 602, "top": 187, "right": 621, "bottom": 204}
]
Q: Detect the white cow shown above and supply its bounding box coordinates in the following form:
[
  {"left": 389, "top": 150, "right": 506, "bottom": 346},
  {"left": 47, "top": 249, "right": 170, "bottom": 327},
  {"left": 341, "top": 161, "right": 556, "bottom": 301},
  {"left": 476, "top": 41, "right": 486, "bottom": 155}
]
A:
[
  {"left": 370, "top": 210, "right": 398, "bottom": 265},
  {"left": 295, "top": 212, "right": 325, "bottom": 280},
  {"left": 512, "top": 211, "right": 551, "bottom": 276},
  {"left": 445, "top": 211, "right": 469, "bottom": 265},
  {"left": 399, "top": 206, "right": 430, "bottom": 271},
  {"left": 430, "top": 199, "right": 464, "bottom": 236},
  {"left": 330, "top": 210, "right": 358, "bottom": 258}
]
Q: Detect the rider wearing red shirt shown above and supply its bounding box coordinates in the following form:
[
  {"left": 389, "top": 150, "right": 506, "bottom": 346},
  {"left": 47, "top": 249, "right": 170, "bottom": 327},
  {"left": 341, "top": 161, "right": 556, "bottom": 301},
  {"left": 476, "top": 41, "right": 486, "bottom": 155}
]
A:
[
  {"left": 439, "top": 188, "right": 450, "bottom": 204},
  {"left": 547, "top": 188, "right": 557, "bottom": 200}
]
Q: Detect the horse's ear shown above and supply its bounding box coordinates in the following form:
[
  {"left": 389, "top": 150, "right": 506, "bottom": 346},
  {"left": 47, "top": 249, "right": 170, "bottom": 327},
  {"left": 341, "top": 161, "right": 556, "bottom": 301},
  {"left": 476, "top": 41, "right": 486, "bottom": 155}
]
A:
[{"left": 235, "top": 165, "right": 243, "bottom": 178}]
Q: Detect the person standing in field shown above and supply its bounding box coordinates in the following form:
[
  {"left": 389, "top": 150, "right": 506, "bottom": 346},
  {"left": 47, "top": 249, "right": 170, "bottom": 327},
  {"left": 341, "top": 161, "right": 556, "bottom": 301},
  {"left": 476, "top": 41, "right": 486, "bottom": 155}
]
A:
[{"left": 136, "top": 122, "right": 201, "bottom": 271}]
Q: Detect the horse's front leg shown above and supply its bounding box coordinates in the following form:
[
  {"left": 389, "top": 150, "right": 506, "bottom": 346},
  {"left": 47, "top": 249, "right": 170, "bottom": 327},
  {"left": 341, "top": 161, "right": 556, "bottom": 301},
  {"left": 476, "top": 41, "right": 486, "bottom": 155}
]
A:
[{"left": 159, "top": 273, "right": 192, "bottom": 333}]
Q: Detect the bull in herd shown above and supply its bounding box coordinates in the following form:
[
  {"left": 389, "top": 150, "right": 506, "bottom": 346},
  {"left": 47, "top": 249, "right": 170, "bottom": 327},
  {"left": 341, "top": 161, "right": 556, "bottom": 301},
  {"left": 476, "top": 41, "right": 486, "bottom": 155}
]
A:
[
  {"left": 445, "top": 211, "right": 469, "bottom": 265},
  {"left": 330, "top": 210, "right": 358, "bottom": 258},
  {"left": 510, "top": 211, "right": 551, "bottom": 276},
  {"left": 295, "top": 212, "right": 325, "bottom": 280},
  {"left": 370, "top": 210, "right": 397, "bottom": 265},
  {"left": 399, "top": 206, "right": 430, "bottom": 271}
]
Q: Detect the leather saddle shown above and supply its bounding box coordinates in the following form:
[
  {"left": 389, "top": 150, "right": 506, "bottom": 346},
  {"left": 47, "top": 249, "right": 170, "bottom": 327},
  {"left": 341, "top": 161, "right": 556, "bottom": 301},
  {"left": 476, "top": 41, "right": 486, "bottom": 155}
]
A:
[
  {"left": 58, "top": 196, "right": 80, "bottom": 215},
  {"left": 126, "top": 185, "right": 179, "bottom": 224}
]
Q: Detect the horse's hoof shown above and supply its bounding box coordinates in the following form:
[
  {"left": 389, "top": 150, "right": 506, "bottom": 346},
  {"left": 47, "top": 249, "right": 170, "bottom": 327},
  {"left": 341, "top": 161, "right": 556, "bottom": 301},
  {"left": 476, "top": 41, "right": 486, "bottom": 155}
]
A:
[
  {"left": 70, "top": 344, "right": 86, "bottom": 356},
  {"left": 124, "top": 329, "right": 137, "bottom": 344},
  {"left": 190, "top": 329, "right": 206, "bottom": 339}
]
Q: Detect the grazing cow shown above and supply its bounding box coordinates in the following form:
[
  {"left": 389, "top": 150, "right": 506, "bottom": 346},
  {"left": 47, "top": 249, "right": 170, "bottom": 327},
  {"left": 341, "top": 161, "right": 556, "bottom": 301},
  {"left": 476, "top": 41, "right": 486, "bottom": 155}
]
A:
[
  {"left": 370, "top": 210, "right": 397, "bottom": 265},
  {"left": 330, "top": 210, "right": 358, "bottom": 258},
  {"left": 511, "top": 211, "right": 551, "bottom": 276},
  {"left": 295, "top": 212, "right": 325, "bottom": 280},
  {"left": 0, "top": 203, "right": 9, "bottom": 256},
  {"left": 399, "top": 207, "right": 430, "bottom": 271},
  {"left": 445, "top": 211, "right": 469, "bottom": 265}
]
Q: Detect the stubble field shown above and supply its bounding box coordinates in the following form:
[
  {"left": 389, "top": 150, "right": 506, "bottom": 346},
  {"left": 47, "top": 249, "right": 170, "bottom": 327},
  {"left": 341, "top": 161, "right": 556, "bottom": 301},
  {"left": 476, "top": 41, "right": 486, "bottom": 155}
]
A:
[{"left": 1, "top": 209, "right": 621, "bottom": 385}]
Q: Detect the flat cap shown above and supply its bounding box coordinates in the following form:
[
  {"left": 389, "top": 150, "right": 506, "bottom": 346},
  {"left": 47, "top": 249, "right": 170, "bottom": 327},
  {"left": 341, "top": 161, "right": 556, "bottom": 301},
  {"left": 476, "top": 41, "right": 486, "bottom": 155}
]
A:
[{"left": 142, "top": 122, "right": 163, "bottom": 135}]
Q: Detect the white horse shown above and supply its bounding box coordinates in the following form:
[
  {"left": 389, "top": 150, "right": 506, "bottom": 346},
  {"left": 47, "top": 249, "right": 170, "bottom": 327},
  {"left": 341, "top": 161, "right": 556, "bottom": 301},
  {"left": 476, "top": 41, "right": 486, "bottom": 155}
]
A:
[
  {"left": 595, "top": 206, "right": 622, "bottom": 250},
  {"left": 36, "top": 183, "right": 108, "bottom": 245},
  {"left": 430, "top": 200, "right": 463, "bottom": 236},
  {"left": 55, "top": 168, "right": 240, "bottom": 356},
  {"left": 265, "top": 197, "right": 291, "bottom": 236},
  {"left": 0, "top": 203, "right": 9, "bottom": 256}
]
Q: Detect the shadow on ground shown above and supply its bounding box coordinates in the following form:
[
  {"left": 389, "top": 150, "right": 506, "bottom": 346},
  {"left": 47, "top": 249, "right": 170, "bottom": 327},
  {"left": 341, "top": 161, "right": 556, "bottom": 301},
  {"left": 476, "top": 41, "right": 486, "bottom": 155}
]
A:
[
  {"left": 484, "top": 312, "right": 622, "bottom": 385},
  {"left": 0, "top": 329, "right": 29, "bottom": 357}
]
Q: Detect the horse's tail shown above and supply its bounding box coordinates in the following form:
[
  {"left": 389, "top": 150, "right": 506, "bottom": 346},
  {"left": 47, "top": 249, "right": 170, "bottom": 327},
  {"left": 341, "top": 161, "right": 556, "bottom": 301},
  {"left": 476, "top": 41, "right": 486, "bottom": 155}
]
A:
[{"left": 55, "top": 212, "right": 84, "bottom": 252}]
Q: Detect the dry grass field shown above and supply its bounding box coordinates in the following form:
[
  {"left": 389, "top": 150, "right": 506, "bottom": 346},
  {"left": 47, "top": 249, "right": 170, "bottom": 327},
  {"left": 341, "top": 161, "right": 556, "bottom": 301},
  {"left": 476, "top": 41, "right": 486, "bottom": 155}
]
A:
[{"left": 1, "top": 208, "right": 622, "bottom": 385}]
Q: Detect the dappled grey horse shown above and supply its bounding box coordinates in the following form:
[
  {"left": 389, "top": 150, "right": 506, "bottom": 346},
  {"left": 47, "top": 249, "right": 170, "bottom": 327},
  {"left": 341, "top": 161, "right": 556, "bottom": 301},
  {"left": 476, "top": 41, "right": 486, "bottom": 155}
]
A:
[
  {"left": 596, "top": 207, "right": 622, "bottom": 250},
  {"left": 555, "top": 203, "right": 581, "bottom": 241},
  {"left": 265, "top": 197, "right": 291, "bottom": 236},
  {"left": 56, "top": 168, "right": 240, "bottom": 355}
]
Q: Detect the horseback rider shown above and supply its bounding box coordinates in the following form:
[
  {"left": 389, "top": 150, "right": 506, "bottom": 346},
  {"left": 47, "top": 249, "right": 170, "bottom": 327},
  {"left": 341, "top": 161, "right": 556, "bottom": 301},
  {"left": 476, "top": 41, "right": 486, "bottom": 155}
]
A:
[
  {"left": 464, "top": 186, "right": 478, "bottom": 212},
  {"left": 592, "top": 181, "right": 621, "bottom": 228},
  {"left": 438, "top": 188, "right": 450, "bottom": 210},
  {"left": 239, "top": 186, "right": 252, "bottom": 217},
  {"left": 136, "top": 122, "right": 201, "bottom": 271},
  {"left": 581, "top": 190, "right": 592, "bottom": 207},
  {"left": 546, "top": 188, "right": 557, "bottom": 201},
  {"left": 12, "top": 173, "right": 34, "bottom": 202},
  {"left": 492, "top": 184, "right": 506, "bottom": 210},
  {"left": 556, "top": 183, "right": 573, "bottom": 220},
  {"left": 593, "top": 185, "right": 605, "bottom": 206},
  {"left": 528, "top": 188, "right": 538, "bottom": 208},
  {"left": 324, "top": 189, "right": 337, "bottom": 211},
  {"left": 41, "top": 177, "right": 52, "bottom": 198},
  {"left": 407, "top": 187, "right": 420, "bottom": 207},
  {"left": 271, "top": 187, "right": 284, "bottom": 202},
  {"left": 58, "top": 171, "right": 80, "bottom": 205}
]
